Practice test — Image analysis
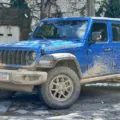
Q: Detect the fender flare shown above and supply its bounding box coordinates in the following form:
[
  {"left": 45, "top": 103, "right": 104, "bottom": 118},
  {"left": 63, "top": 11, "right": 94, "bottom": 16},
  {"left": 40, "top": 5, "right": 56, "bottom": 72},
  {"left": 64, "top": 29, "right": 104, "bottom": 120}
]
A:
[{"left": 49, "top": 53, "right": 82, "bottom": 79}]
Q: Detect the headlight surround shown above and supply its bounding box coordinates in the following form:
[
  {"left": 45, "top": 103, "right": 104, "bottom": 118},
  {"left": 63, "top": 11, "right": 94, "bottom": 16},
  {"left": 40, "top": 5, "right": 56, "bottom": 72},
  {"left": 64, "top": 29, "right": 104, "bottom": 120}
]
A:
[
  {"left": 30, "top": 52, "right": 37, "bottom": 61},
  {"left": 26, "top": 51, "right": 37, "bottom": 65},
  {"left": 39, "top": 55, "right": 56, "bottom": 68}
]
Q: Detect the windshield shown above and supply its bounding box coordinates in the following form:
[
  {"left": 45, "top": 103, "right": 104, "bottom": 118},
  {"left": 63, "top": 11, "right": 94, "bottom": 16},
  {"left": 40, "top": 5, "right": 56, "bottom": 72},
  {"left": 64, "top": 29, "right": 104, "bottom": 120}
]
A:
[{"left": 33, "top": 20, "right": 88, "bottom": 39}]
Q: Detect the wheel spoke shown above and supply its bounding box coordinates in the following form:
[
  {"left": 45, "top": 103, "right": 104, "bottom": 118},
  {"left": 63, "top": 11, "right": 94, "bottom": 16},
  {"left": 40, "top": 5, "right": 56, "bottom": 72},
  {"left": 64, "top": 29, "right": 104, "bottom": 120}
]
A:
[
  {"left": 65, "top": 89, "right": 71, "bottom": 94},
  {"left": 51, "top": 88, "right": 57, "bottom": 91},
  {"left": 54, "top": 91, "right": 58, "bottom": 97},
  {"left": 56, "top": 77, "right": 60, "bottom": 83},
  {"left": 52, "top": 83, "right": 59, "bottom": 86},
  {"left": 66, "top": 86, "right": 72, "bottom": 89},
  {"left": 61, "top": 76, "right": 65, "bottom": 83},
  {"left": 64, "top": 81, "right": 69, "bottom": 84},
  {"left": 61, "top": 92, "right": 67, "bottom": 99},
  {"left": 58, "top": 93, "right": 62, "bottom": 99}
]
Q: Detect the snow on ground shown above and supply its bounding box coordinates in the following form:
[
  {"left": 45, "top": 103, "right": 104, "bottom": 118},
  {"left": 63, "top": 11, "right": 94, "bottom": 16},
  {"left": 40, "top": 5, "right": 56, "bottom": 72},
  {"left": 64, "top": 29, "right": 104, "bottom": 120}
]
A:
[
  {"left": 15, "top": 109, "right": 28, "bottom": 114},
  {"left": 0, "top": 85, "right": 120, "bottom": 119},
  {"left": 86, "top": 83, "right": 120, "bottom": 87},
  {"left": 0, "top": 101, "right": 12, "bottom": 114}
]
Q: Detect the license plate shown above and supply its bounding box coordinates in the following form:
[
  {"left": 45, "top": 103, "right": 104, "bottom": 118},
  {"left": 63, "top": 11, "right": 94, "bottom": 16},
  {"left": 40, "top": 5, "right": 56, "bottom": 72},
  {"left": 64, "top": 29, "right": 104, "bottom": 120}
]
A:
[{"left": 0, "top": 73, "right": 9, "bottom": 81}]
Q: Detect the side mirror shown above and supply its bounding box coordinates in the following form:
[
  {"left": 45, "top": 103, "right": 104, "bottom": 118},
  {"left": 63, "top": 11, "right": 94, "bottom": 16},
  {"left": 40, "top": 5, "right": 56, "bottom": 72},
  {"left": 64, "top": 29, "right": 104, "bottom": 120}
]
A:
[
  {"left": 89, "top": 32, "right": 102, "bottom": 44},
  {"left": 92, "top": 32, "right": 102, "bottom": 41}
]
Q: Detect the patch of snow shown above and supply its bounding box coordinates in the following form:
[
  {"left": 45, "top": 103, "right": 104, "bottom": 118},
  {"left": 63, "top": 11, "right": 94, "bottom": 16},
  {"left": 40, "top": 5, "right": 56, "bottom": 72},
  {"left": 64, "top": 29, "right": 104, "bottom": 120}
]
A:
[
  {"left": 101, "top": 101, "right": 104, "bottom": 104},
  {"left": 86, "top": 83, "right": 120, "bottom": 87},
  {"left": 27, "top": 105, "right": 33, "bottom": 109},
  {"left": 15, "top": 110, "right": 28, "bottom": 114},
  {"left": 33, "top": 110, "right": 49, "bottom": 115},
  {"left": 93, "top": 117, "right": 104, "bottom": 120},
  {"left": 37, "top": 105, "right": 48, "bottom": 110},
  {"left": 0, "top": 116, "right": 43, "bottom": 120},
  {"left": 0, "top": 101, "right": 12, "bottom": 114},
  {"left": 9, "top": 107, "right": 17, "bottom": 111},
  {"left": 112, "top": 103, "right": 120, "bottom": 111},
  {"left": 48, "top": 113, "right": 81, "bottom": 120}
]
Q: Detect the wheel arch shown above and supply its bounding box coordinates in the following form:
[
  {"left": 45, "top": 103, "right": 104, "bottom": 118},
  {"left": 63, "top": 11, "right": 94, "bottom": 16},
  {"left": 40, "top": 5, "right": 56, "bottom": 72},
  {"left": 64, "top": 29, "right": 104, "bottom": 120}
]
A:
[
  {"left": 38, "top": 53, "right": 82, "bottom": 79},
  {"left": 52, "top": 53, "right": 82, "bottom": 79}
]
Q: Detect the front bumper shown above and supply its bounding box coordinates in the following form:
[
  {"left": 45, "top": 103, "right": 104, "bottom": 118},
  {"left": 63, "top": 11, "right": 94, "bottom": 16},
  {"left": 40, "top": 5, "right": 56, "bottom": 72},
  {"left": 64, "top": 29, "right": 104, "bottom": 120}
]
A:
[{"left": 0, "top": 69, "right": 47, "bottom": 85}]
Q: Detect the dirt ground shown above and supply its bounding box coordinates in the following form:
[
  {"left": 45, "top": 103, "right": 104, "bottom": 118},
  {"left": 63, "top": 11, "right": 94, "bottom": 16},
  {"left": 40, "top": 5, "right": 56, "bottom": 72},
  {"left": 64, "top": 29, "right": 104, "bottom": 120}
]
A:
[{"left": 0, "top": 84, "right": 120, "bottom": 120}]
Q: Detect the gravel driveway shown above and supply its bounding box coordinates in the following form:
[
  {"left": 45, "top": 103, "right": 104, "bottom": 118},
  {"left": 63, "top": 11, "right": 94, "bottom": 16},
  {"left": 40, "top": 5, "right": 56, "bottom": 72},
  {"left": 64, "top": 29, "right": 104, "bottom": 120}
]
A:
[{"left": 0, "top": 84, "right": 120, "bottom": 120}]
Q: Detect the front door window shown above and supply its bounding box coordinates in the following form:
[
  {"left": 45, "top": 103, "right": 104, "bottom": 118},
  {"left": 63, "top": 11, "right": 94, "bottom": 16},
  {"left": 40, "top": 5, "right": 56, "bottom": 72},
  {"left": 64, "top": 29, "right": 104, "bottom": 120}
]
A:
[{"left": 91, "top": 23, "right": 108, "bottom": 42}]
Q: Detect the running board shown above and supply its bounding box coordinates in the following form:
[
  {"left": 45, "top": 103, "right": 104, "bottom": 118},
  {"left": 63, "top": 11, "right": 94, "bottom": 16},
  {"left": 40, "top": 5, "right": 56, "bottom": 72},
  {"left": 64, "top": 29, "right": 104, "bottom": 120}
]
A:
[{"left": 80, "top": 74, "right": 120, "bottom": 84}]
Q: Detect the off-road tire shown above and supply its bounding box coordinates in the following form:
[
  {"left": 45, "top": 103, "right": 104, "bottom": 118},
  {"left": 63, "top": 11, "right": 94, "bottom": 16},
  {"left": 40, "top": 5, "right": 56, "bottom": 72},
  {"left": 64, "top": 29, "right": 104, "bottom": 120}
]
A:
[
  {"left": 0, "top": 90, "right": 15, "bottom": 99},
  {"left": 39, "top": 67, "right": 81, "bottom": 109}
]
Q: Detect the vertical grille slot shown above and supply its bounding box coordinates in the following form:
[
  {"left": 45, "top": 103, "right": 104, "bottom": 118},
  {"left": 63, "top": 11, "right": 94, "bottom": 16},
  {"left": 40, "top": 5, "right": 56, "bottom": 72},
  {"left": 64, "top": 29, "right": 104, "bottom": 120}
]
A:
[
  {"left": 8, "top": 50, "right": 11, "bottom": 64},
  {"left": 25, "top": 51, "right": 29, "bottom": 65},
  {"left": 19, "top": 51, "right": 22, "bottom": 65},
  {"left": 3, "top": 51, "right": 7, "bottom": 64},
  {"left": 21, "top": 51, "right": 26, "bottom": 65},
  {"left": 0, "top": 51, "right": 2, "bottom": 63},
  {"left": 14, "top": 51, "right": 18, "bottom": 64},
  {"left": 16, "top": 51, "right": 20, "bottom": 64},
  {"left": 1, "top": 50, "right": 4, "bottom": 63},
  {"left": 6, "top": 51, "right": 8, "bottom": 64},
  {"left": 12, "top": 51, "right": 15, "bottom": 64}
]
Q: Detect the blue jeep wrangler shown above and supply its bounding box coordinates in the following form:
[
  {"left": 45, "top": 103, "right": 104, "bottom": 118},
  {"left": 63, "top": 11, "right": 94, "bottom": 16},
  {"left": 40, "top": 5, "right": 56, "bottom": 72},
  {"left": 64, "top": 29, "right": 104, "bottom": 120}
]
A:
[{"left": 0, "top": 17, "right": 119, "bottom": 109}]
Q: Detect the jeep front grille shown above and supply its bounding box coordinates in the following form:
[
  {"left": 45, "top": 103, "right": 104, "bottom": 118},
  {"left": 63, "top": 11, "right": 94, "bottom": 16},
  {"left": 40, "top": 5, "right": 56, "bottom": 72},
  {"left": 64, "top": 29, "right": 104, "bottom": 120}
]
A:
[{"left": 0, "top": 50, "right": 35, "bottom": 66}]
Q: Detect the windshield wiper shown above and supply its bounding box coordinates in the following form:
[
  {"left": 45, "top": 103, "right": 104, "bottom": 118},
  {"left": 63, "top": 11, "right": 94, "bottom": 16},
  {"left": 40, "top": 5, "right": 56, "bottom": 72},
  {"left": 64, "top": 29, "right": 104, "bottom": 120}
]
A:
[
  {"left": 40, "top": 34, "right": 47, "bottom": 40},
  {"left": 59, "top": 35, "right": 72, "bottom": 41},
  {"left": 59, "top": 35, "right": 67, "bottom": 40},
  {"left": 34, "top": 34, "right": 47, "bottom": 40}
]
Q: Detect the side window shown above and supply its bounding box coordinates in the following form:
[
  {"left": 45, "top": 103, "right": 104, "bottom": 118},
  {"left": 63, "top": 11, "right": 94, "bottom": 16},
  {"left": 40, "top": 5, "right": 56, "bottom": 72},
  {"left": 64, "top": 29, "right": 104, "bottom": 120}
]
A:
[
  {"left": 112, "top": 24, "right": 120, "bottom": 42},
  {"left": 91, "top": 23, "right": 108, "bottom": 42}
]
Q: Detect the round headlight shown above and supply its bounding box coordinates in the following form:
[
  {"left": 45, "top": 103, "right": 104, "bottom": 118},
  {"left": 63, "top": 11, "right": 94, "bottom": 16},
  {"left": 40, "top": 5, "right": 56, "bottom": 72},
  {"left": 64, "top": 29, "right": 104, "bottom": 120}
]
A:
[{"left": 30, "top": 52, "right": 37, "bottom": 61}]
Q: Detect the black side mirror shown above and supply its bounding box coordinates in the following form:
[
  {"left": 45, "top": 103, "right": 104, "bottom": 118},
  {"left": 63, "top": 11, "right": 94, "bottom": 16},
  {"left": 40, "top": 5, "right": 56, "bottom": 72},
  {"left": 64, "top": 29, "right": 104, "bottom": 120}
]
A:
[
  {"left": 92, "top": 32, "right": 102, "bottom": 41},
  {"left": 89, "top": 31, "right": 102, "bottom": 44}
]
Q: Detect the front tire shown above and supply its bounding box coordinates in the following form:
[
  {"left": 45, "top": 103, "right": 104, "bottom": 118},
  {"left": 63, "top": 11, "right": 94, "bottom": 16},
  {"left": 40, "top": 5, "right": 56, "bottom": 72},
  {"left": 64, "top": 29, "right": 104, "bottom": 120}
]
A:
[{"left": 39, "top": 67, "right": 81, "bottom": 109}]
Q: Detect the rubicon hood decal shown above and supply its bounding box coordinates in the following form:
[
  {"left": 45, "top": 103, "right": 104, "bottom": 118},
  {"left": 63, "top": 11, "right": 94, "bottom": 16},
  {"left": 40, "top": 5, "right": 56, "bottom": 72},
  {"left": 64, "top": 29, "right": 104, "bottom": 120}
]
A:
[{"left": 46, "top": 43, "right": 83, "bottom": 51}]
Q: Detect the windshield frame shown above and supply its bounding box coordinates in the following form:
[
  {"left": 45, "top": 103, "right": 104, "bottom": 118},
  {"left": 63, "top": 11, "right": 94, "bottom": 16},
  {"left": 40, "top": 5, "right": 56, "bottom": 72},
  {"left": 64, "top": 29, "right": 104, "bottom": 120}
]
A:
[{"left": 31, "top": 18, "right": 89, "bottom": 40}]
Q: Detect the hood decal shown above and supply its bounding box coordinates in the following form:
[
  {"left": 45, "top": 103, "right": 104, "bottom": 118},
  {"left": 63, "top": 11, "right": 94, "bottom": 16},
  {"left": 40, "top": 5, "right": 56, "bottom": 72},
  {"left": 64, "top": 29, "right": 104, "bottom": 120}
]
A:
[{"left": 47, "top": 43, "right": 83, "bottom": 51}]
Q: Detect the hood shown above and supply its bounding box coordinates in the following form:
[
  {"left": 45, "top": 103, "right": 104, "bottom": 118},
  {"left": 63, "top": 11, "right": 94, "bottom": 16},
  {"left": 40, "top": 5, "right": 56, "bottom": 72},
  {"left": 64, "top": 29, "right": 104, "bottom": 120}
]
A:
[{"left": 0, "top": 39, "right": 84, "bottom": 51}]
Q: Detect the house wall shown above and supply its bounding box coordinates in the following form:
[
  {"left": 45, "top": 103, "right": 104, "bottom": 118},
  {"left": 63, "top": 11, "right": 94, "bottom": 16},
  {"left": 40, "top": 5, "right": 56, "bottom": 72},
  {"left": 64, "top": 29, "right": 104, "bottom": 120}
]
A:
[
  {"left": 0, "top": 26, "right": 20, "bottom": 44},
  {"left": 0, "top": 8, "right": 31, "bottom": 41}
]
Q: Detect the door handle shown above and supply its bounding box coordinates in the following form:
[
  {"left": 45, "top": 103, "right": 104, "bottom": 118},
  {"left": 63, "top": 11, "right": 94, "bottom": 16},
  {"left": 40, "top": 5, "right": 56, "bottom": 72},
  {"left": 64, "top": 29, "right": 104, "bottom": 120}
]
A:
[{"left": 104, "top": 48, "right": 113, "bottom": 52}]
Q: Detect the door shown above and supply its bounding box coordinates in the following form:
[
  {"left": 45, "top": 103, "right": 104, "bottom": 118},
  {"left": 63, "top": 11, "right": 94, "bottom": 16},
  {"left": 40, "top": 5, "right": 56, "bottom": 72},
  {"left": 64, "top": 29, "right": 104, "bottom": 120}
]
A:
[
  {"left": 84, "top": 21, "right": 113, "bottom": 78},
  {"left": 110, "top": 22, "right": 120, "bottom": 73}
]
